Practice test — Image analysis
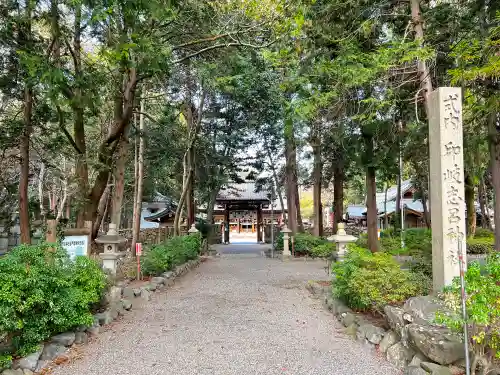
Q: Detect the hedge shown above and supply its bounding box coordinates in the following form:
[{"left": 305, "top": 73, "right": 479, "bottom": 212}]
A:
[
  {"left": 0, "top": 244, "right": 106, "bottom": 368},
  {"left": 141, "top": 234, "right": 201, "bottom": 276}
]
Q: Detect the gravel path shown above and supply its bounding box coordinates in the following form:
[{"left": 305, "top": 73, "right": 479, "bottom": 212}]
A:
[{"left": 54, "top": 249, "right": 397, "bottom": 375}]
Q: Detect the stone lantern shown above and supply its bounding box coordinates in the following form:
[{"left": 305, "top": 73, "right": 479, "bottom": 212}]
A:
[
  {"left": 327, "top": 223, "right": 357, "bottom": 262},
  {"left": 281, "top": 226, "right": 292, "bottom": 259},
  {"left": 96, "top": 223, "right": 126, "bottom": 276},
  {"left": 188, "top": 223, "right": 199, "bottom": 234}
]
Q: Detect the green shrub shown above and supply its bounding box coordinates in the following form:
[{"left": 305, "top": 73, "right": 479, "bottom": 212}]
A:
[
  {"left": 274, "top": 232, "right": 284, "bottom": 252},
  {"left": 274, "top": 232, "right": 327, "bottom": 256},
  {"left": 355, "top": 233, "right": 368, "bottom": 248},
  {"left": 0, "top": 243, "right": 106, "bottom": 360},
  {"left": 380, "top": 236, "right": 408, "bottom": 255},
  {"left": 310, "top": 243, "right": 336, "bottom": 258},
  {"left": 437, "top": 254, "right": 500, "bottom": 374},
  {"left": 141, "top": 234, "right": 201, "bottom": 276},
  {"left": 293, "top": 233, "right": 328, "bottom": 255},
  {"left": 332, "top": 245, "right": 427, "bottom": 313},
  {"left": 403, "top": 228, "right": 432, "bottom": 255},
  {"left": 473, "top": 228, "right": 494, "bottom": 239},
  {"left": 467, "top": 236, "right": 494, "bottom": 254}
]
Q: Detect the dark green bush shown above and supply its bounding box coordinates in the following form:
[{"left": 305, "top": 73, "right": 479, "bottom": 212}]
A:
[
  {"left": 332, "top": 245, "right": 427, "bottom": 313},
  {"left": 141, "top": 234, "right": 201, "bottom": 276},
  {"left": 403, "top": 228, "right": 432, "bottom": 255},
  {"left": 274, "top": 232, "right": 328, "bottom": 256},
  {"left": 293, "top": 233, "right": 328, "bottom": 255},
  {"left": 466, "top": 236, "right": 494, "bottom": 254},
  {"left": 0, "top": 243, "right": 106, "bottom": 364},
  {"left": 310, "top": 243, "right": 336, "bottom": 258},
  {"left": 473, "top": 228, "right": 494, "bottom": 239}
]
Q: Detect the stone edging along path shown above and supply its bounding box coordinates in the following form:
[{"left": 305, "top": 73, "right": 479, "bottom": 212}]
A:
[
  {"left": 306, "top": 281, "right": 474, "bottom": 375},
  {"left": 1, "top": 258, "right": 203, "bottom": 375}
]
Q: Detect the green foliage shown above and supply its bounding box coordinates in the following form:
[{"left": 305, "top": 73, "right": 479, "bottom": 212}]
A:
[
  {"left": 403, "top": 229, "right": 432, "bottom": 255},
  {"left": 437, "top": 254, "right": 500, "bottom": 367},
  {"left": 141, "top": 234, "right": 201, "bottom": 276},
  {"left": 472, "top": 228, "right": 495, "bottom": 239},
  {"left": 274, "top": 232, "right": 328, "bottom": 256},
  {"left": 310, "top": 243, "right": 336, "bottom": 258},
  {"left": 0, "top": 243, "right": 106, "bottom": 358},
  {"left": 467, "top": 237, "right": 494, "bottom": 254},
  {"left": 293, "top": 233, "right": 328, "bottom": 255},
  {"left": 332, "top": 245, "right": 427, "bottom": 313}
]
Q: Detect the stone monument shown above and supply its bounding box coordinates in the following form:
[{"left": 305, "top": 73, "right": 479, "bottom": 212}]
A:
[{"left": 428, "top": 87, "right": 465, "bottom": 292}]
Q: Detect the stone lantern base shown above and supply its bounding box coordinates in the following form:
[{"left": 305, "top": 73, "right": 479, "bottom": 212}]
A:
[{"left": 99, "top": 252, "right": 120, "bottom": 276}]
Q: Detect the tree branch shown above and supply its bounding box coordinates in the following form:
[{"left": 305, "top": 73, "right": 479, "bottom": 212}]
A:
[
  {"left": 56, "top": 105, "right": 83, "bottom": 154},
  {"left": 173, "top": 40, "right": 276, "bottom": 64},
  {"left": 133, "top": 111, "right": 159, "bottom": 124}
]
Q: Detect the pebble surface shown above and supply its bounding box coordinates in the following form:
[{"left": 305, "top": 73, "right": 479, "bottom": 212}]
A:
[{"left": 53, "top": 248, "right": 398, "bottom": 375}]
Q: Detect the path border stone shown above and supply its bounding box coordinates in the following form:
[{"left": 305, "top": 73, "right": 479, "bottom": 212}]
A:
[{"left": 306, "top": 280, "right": 471, "bottom": 375}]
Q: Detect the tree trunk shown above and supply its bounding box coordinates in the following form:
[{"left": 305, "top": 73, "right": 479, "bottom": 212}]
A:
[
  {"left": 173, "top": 172, "right": 192, "bottom": 235},
  {"left": 284, "top": 119, "right": 297, "bottom": 233},
  {"left": 333, "top": 165, "right": 344, "bottom": 234},
  {"left": 479, "top": 176, "right": 488, "bottom": 229},
  {"left": 384, "top": 182, "right": 389, "bottom": 229},
  {"left": 295, "top": 182, "right": 304, "bottom": 232},
  {"left": 38, "top": 163, "right": 46, "bottom": 219},
  {"left": 421, "top": 187, "right": 431, "bottom": 228},
  {"left": 396, "top": 173, "right": 402, "bottom": 226},
  {"left": 266, "top": 147, "right": 286, "bottom": 223},
  {"left": 488, "top": 111, "right": 500, "bottom": 249},
  {"left": 312, "top": 129, "right": 323, "bottom": 236},
  {"left": 186, "top": 146, "right": 195, "bottom": 227},
  {"left": 19, "top": 1, "right": 34, "bottom": 244},
  {"left": 364, "top": 134, "right": 378, "bottom": 252},
  {"left": 131, "top": 100, "right": 145, "bottom": 254},
  {"left": 19, "top": 85, "right": 32, "bottom": 245},
  {"left": 73, "top": 3, "right": 88, "bottom": 228},
  {"left": 206, "top": 189, "right": 219, "bottom": 224},
  {"left": 465, "top": 173, "right": 476, "bottom": 236},
  {"left": 410, "top": 0, "right": 433, "bottom": 116},
  {"left": 110, "top": 138, "right": 129, "bottom": 228},
  {"left": 92, "top": 178, "right": 111, "bottom": 239},
  {"left": 83, "top": 69, "right": 138, "bottom": 230},
  {"left": 291, "top": 126, "right": 303, "bottom": 232}
]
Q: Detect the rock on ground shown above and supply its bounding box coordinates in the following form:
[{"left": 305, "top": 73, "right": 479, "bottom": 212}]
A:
[
  {"left": 387, "top": 342, "right": 415, "bottom": 368},
  {"left": 403, "top": 296, "right": 444, "bottom": 325},
  {"left": 52, "top": 248, "right": 398, "bottom": 375},
  {"left": 421, "top": 362, "right": 453, "bottom": 375},
  {"left": 40, "top": 343, "right": 67, "bottom": 361},
  {"left": 2, "top": 370, "right": 24, "bottom": 375},
  {"left": 15, "top": 348, "right": 42, "bottom": 371},
  {"left": 384, "top": 305, "right": 406, "bottom": 333},
  {"left": 380, "top": 331, "right": 399, "bottom": 354},
  {"left": 406, "top": 324, "right": 464, "bottom": 365},
  {"left": 74, "top": 332, "right": 89, "bottom": 345},
  {"left": 405, "top": 366, "right": 430, "bottom": 375},
  {"left": 51, "top": 332, "right": 75, "bottom": 347}
]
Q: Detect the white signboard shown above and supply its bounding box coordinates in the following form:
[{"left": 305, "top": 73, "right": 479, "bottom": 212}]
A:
[{"left": 61, "top": 235, "right": 89, "bottom": 261}]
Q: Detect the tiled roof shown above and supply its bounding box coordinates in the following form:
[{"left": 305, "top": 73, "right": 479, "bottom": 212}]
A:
[
  {"left": 217, "top": 182, "right": 270, "bottom": 202},
  {"left": 375, "top": 180, "right": 413, "bottom": 203}
]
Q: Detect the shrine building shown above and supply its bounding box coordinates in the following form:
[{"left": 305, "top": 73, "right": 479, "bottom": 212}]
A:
[{"left": 213, "top": 181, "right": 286, "bottom": 243}]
